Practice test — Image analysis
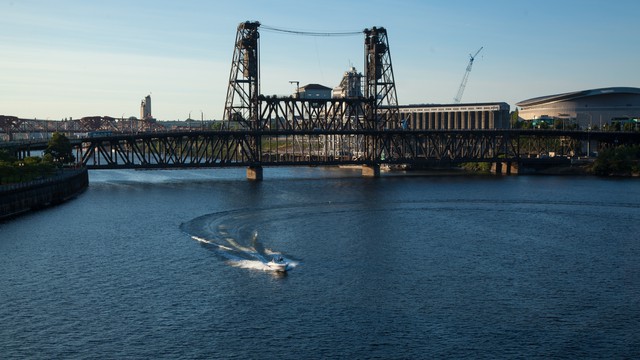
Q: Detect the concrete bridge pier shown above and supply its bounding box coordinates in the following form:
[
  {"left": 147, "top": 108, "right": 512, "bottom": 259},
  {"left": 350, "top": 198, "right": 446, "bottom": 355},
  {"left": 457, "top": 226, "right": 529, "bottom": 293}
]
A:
[
  {"left": 362, "top": 164, "right": 380, "bottom": 177},
  {"left": 491, "top": 161, "right": 505, "bottom": 175},
  {"left": 247, "top": 166, "right": 263, "bottom": 181},
  {"left": 491, "top": 161, "right": 518, "bottom": 175}
]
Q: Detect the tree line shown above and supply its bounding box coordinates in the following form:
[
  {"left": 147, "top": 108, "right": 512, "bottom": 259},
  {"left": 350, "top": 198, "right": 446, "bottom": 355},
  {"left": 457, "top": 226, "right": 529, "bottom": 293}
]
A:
[
  {"left": 0, "top": 132, "right": 76, "bottom": 185},
  {"left": 592, "top": 145, "right": 640, "bottom": 176}
]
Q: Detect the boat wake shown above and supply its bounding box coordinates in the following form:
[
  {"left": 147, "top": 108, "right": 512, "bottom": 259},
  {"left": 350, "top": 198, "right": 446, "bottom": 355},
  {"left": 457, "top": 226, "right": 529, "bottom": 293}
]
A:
[{"left": 182, "top": 213, "right": 298, "bottom": 273}]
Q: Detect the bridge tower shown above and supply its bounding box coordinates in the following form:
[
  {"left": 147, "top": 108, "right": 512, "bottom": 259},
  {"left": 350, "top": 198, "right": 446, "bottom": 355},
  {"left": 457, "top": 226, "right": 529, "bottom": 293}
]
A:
[
  {"left": 363, "top": 27, "right": 401, "bottom": 172},
  {"left": 220, "top": 21, "right": 402, "bottom": 178},
  {"left": 223, "top": 21, "right": 262, "bottom": 179},
  {"left": 364, "top": 27, "right": 400, "bottom": 130},
  {"left": 223, "top": 21, "right": 261, "bottom": 130}
]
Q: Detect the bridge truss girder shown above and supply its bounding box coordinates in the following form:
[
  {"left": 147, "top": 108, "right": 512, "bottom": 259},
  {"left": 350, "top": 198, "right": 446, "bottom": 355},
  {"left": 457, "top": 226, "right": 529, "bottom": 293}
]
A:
[
  {"left": 517, "top": 134, "right": 579, "bottom": 158},
  {"left": 0, "top": 116, "right": 67, "bottom": 140},
  {"left": 71, "top": 129, "right": 640, "bottom": 170},
  {"left": 79, "top": 132, "right": 260, "bottom": 169},
  {"left": 372, "top": 130, "right": 516, "bottom": 164},
  {"left": 258, "top": 96, "right": 374, "bottom": 131},
  {"left": 79, "top": 117, "right": 119, "bottom": 132}
]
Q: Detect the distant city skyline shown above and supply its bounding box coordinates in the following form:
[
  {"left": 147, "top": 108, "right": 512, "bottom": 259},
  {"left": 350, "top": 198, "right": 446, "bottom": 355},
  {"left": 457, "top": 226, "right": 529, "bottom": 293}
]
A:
[{"left": 1, "top": 0, "right": 639, "bottom": 120}]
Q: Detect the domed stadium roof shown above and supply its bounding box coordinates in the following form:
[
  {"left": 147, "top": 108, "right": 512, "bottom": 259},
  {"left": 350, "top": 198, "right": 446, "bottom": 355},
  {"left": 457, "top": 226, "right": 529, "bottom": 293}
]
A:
[{"left": 517, "top": 87, "right": 640, "bottom": 107}]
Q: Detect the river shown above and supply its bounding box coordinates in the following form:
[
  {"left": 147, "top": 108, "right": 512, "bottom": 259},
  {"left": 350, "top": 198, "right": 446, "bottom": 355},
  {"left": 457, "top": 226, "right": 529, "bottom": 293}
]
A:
[{"left": 1, "top": 167, "right": 639, "bottom": 358}]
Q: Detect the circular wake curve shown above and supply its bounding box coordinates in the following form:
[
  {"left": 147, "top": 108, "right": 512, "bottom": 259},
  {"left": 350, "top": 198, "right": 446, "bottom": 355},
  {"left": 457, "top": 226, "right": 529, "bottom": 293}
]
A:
[{"left": 181, "top": 198, "right": 639, "bottom": 274}]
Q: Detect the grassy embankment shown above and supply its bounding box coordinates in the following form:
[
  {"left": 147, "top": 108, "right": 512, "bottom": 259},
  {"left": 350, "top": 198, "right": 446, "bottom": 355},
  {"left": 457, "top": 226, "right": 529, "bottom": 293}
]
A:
[{"left": 0, "top": 151, "right": 57, "bottom": 185}]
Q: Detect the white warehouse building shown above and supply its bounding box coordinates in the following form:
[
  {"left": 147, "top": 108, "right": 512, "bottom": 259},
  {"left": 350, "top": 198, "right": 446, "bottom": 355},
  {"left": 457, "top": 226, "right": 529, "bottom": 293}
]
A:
[{"left": 399, "top": 103, "right": 511, "bottom": 130}]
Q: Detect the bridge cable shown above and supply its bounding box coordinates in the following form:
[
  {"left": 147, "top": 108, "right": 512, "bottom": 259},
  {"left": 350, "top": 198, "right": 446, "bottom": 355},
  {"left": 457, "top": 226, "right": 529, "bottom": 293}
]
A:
[{"left": 260, "top": 24, "right": 363, "bottom": 37}]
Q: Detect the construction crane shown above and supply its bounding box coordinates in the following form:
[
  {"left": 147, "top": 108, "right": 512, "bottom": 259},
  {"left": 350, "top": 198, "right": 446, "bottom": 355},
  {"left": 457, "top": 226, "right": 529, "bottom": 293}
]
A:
[{"left": 453, "top": 47, "right": 483, "bottom": 104}]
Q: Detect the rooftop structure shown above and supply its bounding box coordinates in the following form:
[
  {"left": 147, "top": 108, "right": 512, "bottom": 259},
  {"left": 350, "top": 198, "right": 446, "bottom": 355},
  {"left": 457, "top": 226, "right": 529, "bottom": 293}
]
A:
[{"left": 298, "top": 84, "right": 332, "bottom": 100}]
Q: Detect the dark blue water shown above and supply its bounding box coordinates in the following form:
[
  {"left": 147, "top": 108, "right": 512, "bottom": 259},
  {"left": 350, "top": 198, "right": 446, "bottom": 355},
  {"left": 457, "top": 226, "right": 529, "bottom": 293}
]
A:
[{"left": 1, "top": 168, "right": 639, "bottom": 359}]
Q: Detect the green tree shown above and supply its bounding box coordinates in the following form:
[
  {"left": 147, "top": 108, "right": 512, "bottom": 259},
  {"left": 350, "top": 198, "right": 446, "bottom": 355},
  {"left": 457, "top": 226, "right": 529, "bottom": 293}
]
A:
[
  {"left": 0, "top": 151, "right": 57, "bottom": 184},
  {"left": 210, "top": 121, "right": 223, "bottom": 130},
  {"left": 592, "top": 145, "right": 640, "bottom": 176},
  {"left": 521, "top": 121, "right": 532, "bottom": 129},
  {"left": 44, "top": 132, "right": 75, "bottom": 164},
  {"left": 0, "top": 149, "right": 15, "bottom": 162},
  {"left": 461, "top": 162, "right": 491, "bottom": 173},
  {"left": 510, "top": 110, "right": 519, "bottom": 128}
]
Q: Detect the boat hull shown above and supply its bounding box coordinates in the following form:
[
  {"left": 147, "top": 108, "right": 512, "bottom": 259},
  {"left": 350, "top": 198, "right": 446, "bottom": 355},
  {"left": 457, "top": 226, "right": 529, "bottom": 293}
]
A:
[{"left": 267, "top": 261, "right": 288, "bottom": 272}]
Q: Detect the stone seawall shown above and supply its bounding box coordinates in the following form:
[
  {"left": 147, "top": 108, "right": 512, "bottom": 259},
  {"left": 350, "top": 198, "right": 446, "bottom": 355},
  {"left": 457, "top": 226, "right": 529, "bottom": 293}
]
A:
[{"left": 0, "top": 168, "right": 89, "bottom": 220}]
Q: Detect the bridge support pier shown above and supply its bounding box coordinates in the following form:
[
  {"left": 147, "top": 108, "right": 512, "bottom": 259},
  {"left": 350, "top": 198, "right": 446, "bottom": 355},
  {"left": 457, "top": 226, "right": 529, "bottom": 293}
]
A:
[
  {"left": 247, "top": 166, "right": 263, "bottom": 181},
  {"left": 491, "top": 161, "right": 518, "bottom": 175},
  {"left": 362, "top": 165, "right": 380, "bottom": 178},
  {"left": 492, "top": 161, "right": 501, "bottom": 175}
]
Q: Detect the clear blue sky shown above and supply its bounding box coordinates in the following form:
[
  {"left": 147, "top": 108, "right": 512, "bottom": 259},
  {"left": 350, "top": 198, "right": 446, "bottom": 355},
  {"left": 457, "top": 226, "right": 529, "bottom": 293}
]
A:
[{"left": 1, "top": 0, "right": 638, "bottom": 120}]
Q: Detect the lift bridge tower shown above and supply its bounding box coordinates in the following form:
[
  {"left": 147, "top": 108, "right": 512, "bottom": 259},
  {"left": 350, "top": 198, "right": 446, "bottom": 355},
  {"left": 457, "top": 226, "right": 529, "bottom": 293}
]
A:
[
  {"left": 223, "top": 21, "right": 400, "bottom": 130},
  {"left": 222, "top": 21, "right": 401, "bottom": 177},
  {"left": 364, "top": 26, "right": 400, "bottom": 130},
  {"left": 224, "top": 21, "right": 261, "bottom": 130}
]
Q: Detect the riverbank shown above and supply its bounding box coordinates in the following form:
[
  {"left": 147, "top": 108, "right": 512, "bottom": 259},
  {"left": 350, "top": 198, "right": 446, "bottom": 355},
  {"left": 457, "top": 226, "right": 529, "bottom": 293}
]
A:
[
  {"left": 0, "top": 167, "right": 89, "bottom": 220},
  {"left": 396, "top": 160, "right": 594, "bottom": 176}
]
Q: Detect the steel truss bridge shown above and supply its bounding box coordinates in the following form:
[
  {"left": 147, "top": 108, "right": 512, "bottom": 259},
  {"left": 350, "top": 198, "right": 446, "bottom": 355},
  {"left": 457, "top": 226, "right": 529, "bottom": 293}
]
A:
[
  {"left": 0, "top": 115, "right": 164, "bottom": 141},
  {"left": 4, "top": 21, "right": 639, "bottom": 179},
  {"left": 73, "top": 127, "right": 637, "bottom": 175}
]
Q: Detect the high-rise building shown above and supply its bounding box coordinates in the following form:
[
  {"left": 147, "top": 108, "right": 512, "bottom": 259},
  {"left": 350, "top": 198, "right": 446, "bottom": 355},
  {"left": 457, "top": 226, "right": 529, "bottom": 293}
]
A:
[{"left": 140, "top": 95, "right": 152, "bottom": 120}]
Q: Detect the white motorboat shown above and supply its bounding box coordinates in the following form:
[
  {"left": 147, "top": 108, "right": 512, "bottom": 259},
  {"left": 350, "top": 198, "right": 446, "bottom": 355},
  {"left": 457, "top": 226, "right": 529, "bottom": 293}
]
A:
[{"left": 267, "top": 257, "right": 288, "bottom": 272}]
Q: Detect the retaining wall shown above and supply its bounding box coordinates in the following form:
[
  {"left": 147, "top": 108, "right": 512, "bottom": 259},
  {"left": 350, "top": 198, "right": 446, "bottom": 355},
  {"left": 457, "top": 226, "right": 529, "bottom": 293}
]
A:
[{"left": 0, "top": 168, "right": 89, "bottom": 220}]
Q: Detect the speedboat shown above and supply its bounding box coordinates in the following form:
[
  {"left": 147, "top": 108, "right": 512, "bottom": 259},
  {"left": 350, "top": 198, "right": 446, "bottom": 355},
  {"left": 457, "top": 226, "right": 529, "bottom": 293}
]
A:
[{"left": 267, "top": 257, "right": 288, "bottom": 272}]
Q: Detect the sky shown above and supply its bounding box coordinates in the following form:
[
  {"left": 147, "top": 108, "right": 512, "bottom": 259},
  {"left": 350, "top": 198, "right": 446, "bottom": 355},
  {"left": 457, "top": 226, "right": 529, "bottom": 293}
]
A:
[{"left": 1, "top": 0, "right": 639, "bottom": 121}]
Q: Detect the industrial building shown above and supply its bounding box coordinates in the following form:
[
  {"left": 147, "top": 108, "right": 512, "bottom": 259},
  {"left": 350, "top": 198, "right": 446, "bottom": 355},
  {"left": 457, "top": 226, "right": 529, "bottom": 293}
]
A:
[
  {"left": 333, "top": 67, "right": 364, "bottom": 98},
  {"left": 399, "top": 103, "right": 511, "bottom": 130},
  {"left": 298, "top": 84, "right": 332, "bottom": 100},
  {"left": 517, "top": 87, "right": 640, "bottom": 129},
  {"left": 330, "top": 66, "right": 510, "bottom": 130}
]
